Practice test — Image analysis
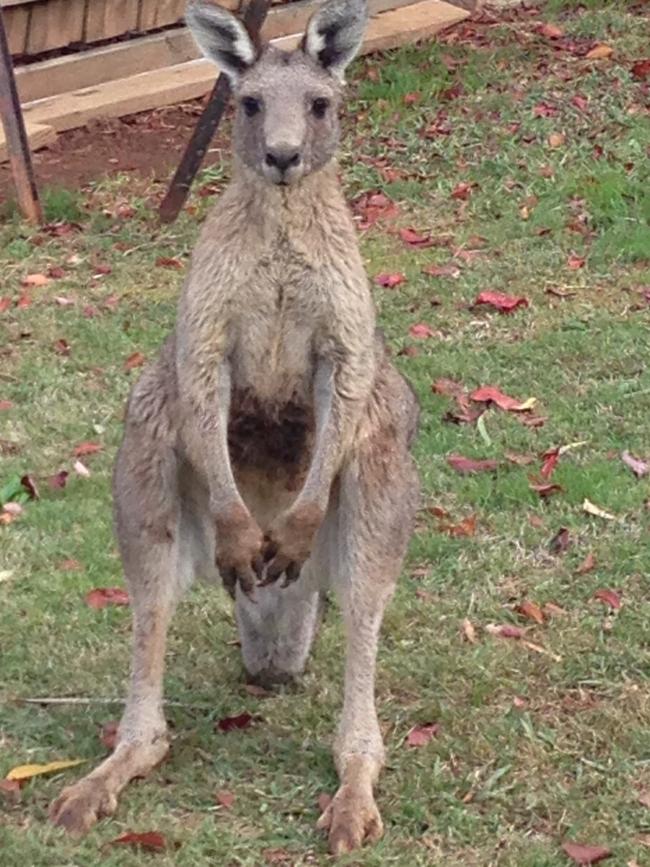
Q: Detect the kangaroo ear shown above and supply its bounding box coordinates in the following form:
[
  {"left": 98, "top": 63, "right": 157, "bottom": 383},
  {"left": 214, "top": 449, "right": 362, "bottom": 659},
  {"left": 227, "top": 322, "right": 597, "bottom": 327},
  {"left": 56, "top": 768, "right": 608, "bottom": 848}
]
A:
[
  {"left": 186, "top": 1, "right": 256, "bottom": 83},
  {"left": 302, "top": 0, "right": 368, "bottom": 81}
]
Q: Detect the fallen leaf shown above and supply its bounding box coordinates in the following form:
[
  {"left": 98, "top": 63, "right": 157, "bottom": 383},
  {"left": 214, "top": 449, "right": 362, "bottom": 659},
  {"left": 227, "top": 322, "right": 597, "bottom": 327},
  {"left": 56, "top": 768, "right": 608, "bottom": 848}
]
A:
[
  {"left": 0, "top": 778, "right": 21, "bottom": 801},
  {"left": 155, "top": 256, "right": 183, "bottom": 270},
  {"left": 631, "top": 59, "right": 650, "bottom": 80},
  {"left": 541, "top": 448, "right": 560, "bottom": 479},
  {"left": 470, "top": 385, "right": 529, "bottom": 411},
  {"left": 593, "top": 589, "right": 621, "bottom": 609},
  {"left": 568, "top": 253, "right": 586, "bottom": 270},
  {"left": 409, "top": 323, "right": 435, "bottom": 339},
  {"left": 20, "top": 474, "right": 38, "bottom": 499},
  {"left": 216, "top": 712, "right": 255, "bottom": 733},
  {"left": 548, "top": 132, "right": 566, "bottom": 148},
  {"left": 516, "top": 600, "right": 544, "bottom": 625},
  {"left": 445, "top": 515, "right": 477, "bottom": 537},
  {"left": 585, "top": 44, "right": 613, "bottom": 60},
  {"left": 73, "top": 460, "right": 90, "bottom": 478},
  {"left": 637, "top": 790, "right": 650, "bottom": 809},
  {"left": 505, "top": 451, "right": 536, "bottom": 466},
  {"left": 403, "top": 91, "right": 420, "bottom": 105},
  {"left": 17, "top": 293, "right": 31, "bottom": 308},
  {"left": 0, "top": 400, "right": 13, "bottom": 411},
  {"left": 432, "top": 378, "right": 465, "bottom": 398},
  {"left": 244, "top": 683, "right": 271, "bottom": 698},
  {"left": 544, "top": 601, "right": 567, "bottom": 618},
  {"left": 549, "top": 527, "right": 571, "bottom": 553},
  {"left": 2, "top": 502, "right": 23, "bottom": 518},
  {"left": 530, "top": 481, "right": 563, "bottom": 498},
  {"left": 375, "top": 272, "right": 406, "bottom": 289},
  {"left": 447, "top": 455, "right": 499, "bottom": 474},
  {"left": 53, "top": 338, "right": 71, "bottom": 356},
  {"left": 461, "top": 618, "right": 477, "bottom": 643},
  {"left": 400, "top": 227, "right": 434, "bottom": 248},
  {"left": 621, "top": 451, "right": 649, "bottom": 479},
  {"left": 47, "top": 265, "right": 66, "bottom": 279},
  {"left": 583, "top": 499, "right": 615, "bottom": 521},
  {"left": 215, "top": 789, "right": 235, "bottom": 809},
  {"left": 576, "top": 552, "right": 595, "bottom": 575},
  {"left": 486, "top": 624, "right": 523, "bottom": 639},
  {"left": 110, "top": 831, "right": 168, "bottom": 852},
  {"left": 352, "top": 192, "right": 399, "bottom": 229},
  {"left": 6, "top": 759, "right": 85, "bottom": 781},
  {"left": 473, "top": 290, "right": 529, "bottom": 313},
  {"left": 100, "top": 721, "right": 119, "bottom": 751},
  {"left": 451, "top": 181, "right": 473, "bottom": 201},
  {"left": 405, "top": 723, "right": 440, "bottom": 747},
  {"left": 0, "top": 297, "right": 11, "bottom": 312},
  {"left": 48, "top": 470, "right": 69, "bottom": 490},
  {"left": 85, "top": 587, "right": 130, "bottom": 609},
  {"left": 124, "top": 351, "right": 146, "bottom": 371},
  {"left": 533, "top": 101, "right": 559, "bottom": 119},
  {"left": 73, "top": 442, "right": 102, "bottom": 457},
  {"left": 538, "top": 22, "right": 564, "bottom": 39},
  {"left": 54, "top": 295, "right": 75, "bottom": 306},
  {"left": 571, "top": 94, "right": 589, "bottom": 111},
  {"left": 423, "top": 262, "right": 461, "bottom": 279},
  {"left": 21, "top": 273, "right": 50, "bottom": 288},
  {"left": 562, "top": 841, "right": 612, "bottom": 864}
]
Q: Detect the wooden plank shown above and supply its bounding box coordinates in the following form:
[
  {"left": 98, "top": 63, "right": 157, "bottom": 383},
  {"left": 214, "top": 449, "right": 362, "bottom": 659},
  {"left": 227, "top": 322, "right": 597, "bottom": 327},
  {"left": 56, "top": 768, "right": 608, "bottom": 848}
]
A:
[
  {"left": 15, "top": 0, "right": 419, "bottom": 103},
  {"left": 3, "top": 3, "right": 28, "bottom": 54},
  {"left": 0, "top": 118, "right": 54, "bottom": 161},
  {"left": 22, "top": 1, "right": 469, "bottom": 133},
  {"left": 25, "top": 0, "right": 85, "bottom": 54},
  {"left": 137, "top": 0, "right": 186, "bottom": 31},
  {"left": 85, "top": 0, "right": 139, "bottom": 43}
]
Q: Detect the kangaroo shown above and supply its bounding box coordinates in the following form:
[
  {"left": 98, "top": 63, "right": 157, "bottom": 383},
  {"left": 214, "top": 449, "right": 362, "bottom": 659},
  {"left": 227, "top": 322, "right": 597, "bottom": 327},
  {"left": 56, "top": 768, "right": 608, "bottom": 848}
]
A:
[{"left": 50, "top": 0, "right": 420, "bottom": 854}]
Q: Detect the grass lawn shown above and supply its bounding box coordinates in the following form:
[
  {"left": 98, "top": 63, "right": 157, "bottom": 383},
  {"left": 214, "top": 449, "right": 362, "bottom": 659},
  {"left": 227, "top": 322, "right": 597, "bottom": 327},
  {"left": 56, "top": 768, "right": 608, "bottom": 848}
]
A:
[{"left": 1, "top": 2, "right": 649, "bottom": 864}]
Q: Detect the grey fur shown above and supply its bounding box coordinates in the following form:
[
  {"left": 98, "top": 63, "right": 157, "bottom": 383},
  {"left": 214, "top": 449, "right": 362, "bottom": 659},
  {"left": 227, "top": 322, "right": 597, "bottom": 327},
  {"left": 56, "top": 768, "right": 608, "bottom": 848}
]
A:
[{"left": 50, "top": 0, "right": 420, "bottom": 855}]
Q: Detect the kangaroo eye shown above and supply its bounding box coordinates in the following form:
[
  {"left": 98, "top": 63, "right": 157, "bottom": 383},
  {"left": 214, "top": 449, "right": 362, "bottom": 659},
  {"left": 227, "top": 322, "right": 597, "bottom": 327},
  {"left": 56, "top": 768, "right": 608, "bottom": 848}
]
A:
[
  {"left": 241, "top": 97, "right": 261, "bottom": 117},
  {"left": 311, "top": 98, "right": 329, "bottom": 119}
]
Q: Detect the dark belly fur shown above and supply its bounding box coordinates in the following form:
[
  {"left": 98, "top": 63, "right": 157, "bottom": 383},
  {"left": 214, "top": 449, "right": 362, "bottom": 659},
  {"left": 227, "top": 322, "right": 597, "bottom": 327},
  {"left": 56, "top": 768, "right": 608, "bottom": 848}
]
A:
[{"left": 228, "top": 390, "right": 314, "bottom": 487}]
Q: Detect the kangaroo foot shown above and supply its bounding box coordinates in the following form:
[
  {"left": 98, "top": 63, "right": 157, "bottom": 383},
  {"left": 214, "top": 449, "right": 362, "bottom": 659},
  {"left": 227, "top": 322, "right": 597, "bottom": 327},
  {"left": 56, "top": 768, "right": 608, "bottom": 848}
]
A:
[{"left": 317, "top": 782, "right": 384, "bottom": 855}]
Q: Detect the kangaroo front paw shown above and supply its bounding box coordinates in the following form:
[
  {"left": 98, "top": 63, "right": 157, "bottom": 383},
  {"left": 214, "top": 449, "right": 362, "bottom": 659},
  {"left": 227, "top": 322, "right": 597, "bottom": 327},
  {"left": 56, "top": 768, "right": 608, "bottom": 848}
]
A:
[
  {"left": 215, "top": 503, "right": 264, "bottom": 598},
  {"left": 260, "top": 502, "right": 324, "bottom": 586},
  {"left": 316, "top": 784, "right": 384, "bottom": 855},
  {"left": 50, "top": 777, "right": 118, "bottom": 836}
]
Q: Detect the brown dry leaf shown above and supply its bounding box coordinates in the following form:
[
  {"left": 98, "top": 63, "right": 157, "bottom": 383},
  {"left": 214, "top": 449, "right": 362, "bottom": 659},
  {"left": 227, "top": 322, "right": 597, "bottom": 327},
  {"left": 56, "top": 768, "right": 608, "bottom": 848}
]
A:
[
  {"left": 405, "top": 723, "right": 440, "bottom": 747},
  {"left": 548, "top": 132, "right": 566, "bottom": 148},
  {"left": 73, "top": 442, "right": 102, "bottom": 457},
  {"left": 485, "top": 624, "right": 524, "bottom": 639},
  {"left": 593, "top": 588, "right": 621, "bottom": 610},
  {"left": 124, "top": 351, "right": 146, "bottom": 371},
  {"left": 586, "top": 44, "right": 613, "bottom": 60},
  {"left": 21, "top": 273, "right": 50, "bottom": 287},
  {"left": 543, "top": 601, "right": 567, "bottom": 618},
  {"left": 516, "top": 600, "right": 544, "bottom": 625},
  {"left": 538, "top": 22, "right": 564, "bottom": 39},
  {"left": 244, "top": 683, "right": 272, "bottom": 698},
  {"left": 506, "top": 452, "right": 536, "bottom": 466},
  {"left": 445, "top": 515, "right": 477, "bottom": 537},
  {"left": 461, "top": 618, "right": 477, "bottom": 644},
  {"left": 110, "top": 831, "right": 168, "bottom": 852},
  {"left": 215, "top": 789, "right": 235, "bottom": 809},
  {"left": 562, "top": 841, "right": 612, "bottom": 864},
  {"left": 576, "top": 552, "right": 596, "bottom": 574},
  {"left": 549, "top": 527, "right": 571, "bottom": 554}
]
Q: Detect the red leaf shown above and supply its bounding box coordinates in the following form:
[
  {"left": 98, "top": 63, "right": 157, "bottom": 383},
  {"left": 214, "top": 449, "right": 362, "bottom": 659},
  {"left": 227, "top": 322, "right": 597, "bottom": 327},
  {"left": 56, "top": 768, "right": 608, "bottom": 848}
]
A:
[
  {"left": 516, "top": 600, "right": 544, "bottom": 625},
  {"left": 48, "top": 470, "right": 69, "bottom": 490},
  {"left": 100, "top": 721, "right": 119, "bottom": 751},
  {"left": 124, "top": 351, "right": 146, "bottom": 371},
  {"left": 422, "top": 262, "right": 461, "bottom": 279},
  {"left": 549, "top": 527, "right": 571, "bottom": 554},
  {"left": 110, "top": 831, "right": 168, "bottom": 852},
  {"left": 593, "top": 589, "right": 621, "bottom": 610},
  {"left": 447, "top": 454, "right": 499, "bottom": 474},
  {"left": 409, "top": 323, "right": 435, "bottom": 339},
  {"left": 374, "top": 272, "right": 406, "bottom": 289},
  {"left": 0, "top": 779, "right": 22, "bottom": 801},
  {"left": 53, "top": 339, "right": 71, "bottom": 356},
  {"left": 474, "top": 291, "right": 529, "bottom": 313},
  {"left": 533, "top": 101, "right": 559, "bottom": 118},
  {"left": 469, "top": 385, "right": 523, "bottom": 411},
  {"left": 47, "top": 265, "right": 66, "bottom": 280},
  {"left": 400, "top": 227, "right": 434, "bottom": 248},
  {"left": 85, "top": 587, "right": 130, "bottom": 609},
  {"left": 451, "top": 182, "right": 473, "bottom": 200},
  {"left": 155, "top": 256, "right": 184, "bottom": 270},
  {"left": 541, "top": 448, "right": 560, "bottom": 479},
  {"left": 530, "top": 481, "right": 563, "bottom": 498},
  {"left": 0, "top": 297, "right": 11, "bottom": 312},
  {"left": 631, "top": 58, "right": 650, "bottom": 80},
  {"left": 405, "top": 723, "right": 440, "bottom": 747},
  {"left": 444, "top": 515, "right": 477, "bottom": 537},
  {"left": 215, "top": 789, "right": 235, "bottom": 808},
  {"left": 487, "top": 624, "right": 524, "bottom": 639},
  {"left": 73, "top": 442, "right": 102, "bottom": 457},
  {"left": 561, "top": 841, "right": 612, "bottom": 864},
  {"left": 567, "top": 253, "right": 586, "bottom": 270},
  {"left": 575, "top": 552, "right": 595, "bottom": 574},
  {"left": 571, "top": 94, "right": 589, "bottom": 111},
  {"left": 621, "top": 451, "right": 649, "bottom": 478},
  {"left": 538, "top": 22, "right": 564, "bottom": 39},
  {"left": 216, "top": 712, "right": 255, "bottom": 733},
  {"left": 0, "top": 400, "right": 13, "bottom": 411},
  {"left": 352, "top": 192, "right": 399, "bottom": 230},
  {"left": 403, "top": 91, "right": 420, "bottom": 105},
  {"left": 17, "top": 293, "right": 31, "bottom": 308}
]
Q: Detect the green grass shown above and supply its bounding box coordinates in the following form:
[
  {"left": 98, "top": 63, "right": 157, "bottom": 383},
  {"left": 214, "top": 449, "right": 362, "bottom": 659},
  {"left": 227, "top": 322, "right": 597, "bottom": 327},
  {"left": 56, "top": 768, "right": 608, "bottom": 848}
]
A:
[{"left": 1, "top": 2, "right": 650, "bottom": 865}]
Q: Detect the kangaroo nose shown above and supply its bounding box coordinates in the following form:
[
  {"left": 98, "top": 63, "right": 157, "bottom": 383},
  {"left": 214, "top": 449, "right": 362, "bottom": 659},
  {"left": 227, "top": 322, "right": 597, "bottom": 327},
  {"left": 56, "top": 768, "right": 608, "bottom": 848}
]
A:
[{"left": 265, "top": 148, "right": 301, "bottom": 172}]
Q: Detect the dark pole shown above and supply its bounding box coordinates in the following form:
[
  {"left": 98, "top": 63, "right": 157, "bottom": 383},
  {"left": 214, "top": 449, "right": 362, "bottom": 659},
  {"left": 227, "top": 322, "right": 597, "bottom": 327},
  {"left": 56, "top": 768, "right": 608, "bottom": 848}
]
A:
[
  {"left": 0, "top": 8, "right": 41, "bottom": 224},
  {"left": 159, "top": 0, "right": 271, "bottom": 224}
]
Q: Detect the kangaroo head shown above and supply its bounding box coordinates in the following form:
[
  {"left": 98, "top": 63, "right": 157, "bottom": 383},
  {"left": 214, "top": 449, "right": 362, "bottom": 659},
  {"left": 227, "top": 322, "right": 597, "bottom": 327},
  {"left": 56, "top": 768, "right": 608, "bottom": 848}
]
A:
[{"left": 186, "top": 0, "right": 368, "bottom": 186}]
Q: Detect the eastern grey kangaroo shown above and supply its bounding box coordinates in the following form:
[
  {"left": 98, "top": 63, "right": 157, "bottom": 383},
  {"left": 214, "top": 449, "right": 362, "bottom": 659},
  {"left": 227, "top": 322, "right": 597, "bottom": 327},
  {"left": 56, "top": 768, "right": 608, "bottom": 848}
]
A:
[{"left": 50, "top": 0, "right": 420, "bottom": 853}]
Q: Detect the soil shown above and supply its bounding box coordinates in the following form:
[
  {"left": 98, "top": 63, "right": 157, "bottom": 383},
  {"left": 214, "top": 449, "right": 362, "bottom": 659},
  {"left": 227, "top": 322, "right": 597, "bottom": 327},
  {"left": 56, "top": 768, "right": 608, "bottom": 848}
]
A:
[{"left": 0, "top": 100, "right": 232, "bottom": 204}]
